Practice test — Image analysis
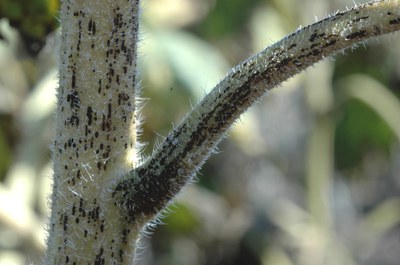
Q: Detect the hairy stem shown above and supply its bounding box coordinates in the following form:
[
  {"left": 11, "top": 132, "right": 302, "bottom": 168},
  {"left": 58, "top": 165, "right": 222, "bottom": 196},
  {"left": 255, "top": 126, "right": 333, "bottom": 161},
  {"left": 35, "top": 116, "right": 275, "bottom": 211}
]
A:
[
  {"left": 46, "top": 0, "right": 141, "bottom": 264},
  {"left": 113, "top": 0, "right": 400, "bottom": 224}
]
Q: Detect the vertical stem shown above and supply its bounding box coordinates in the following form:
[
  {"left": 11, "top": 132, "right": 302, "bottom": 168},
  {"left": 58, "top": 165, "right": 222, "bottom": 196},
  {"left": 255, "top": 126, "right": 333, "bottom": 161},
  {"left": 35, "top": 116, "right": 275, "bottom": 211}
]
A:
[{"left": 45, "top": 0, "right": 141, "bottom": 264}]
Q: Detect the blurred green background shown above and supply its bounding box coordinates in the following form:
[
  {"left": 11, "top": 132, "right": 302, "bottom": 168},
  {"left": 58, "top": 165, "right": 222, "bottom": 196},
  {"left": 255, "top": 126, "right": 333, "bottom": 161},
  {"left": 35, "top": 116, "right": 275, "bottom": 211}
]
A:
[{"left": 0, "top": 0, "right": 399, "bottom": 264}]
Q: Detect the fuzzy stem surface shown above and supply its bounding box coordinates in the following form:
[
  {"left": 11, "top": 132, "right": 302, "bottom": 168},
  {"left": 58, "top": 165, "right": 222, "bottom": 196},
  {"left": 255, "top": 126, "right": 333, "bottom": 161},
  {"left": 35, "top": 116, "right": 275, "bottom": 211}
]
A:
[
  {"left": 46, "top": 0, "right": 141, "bottom": 264},
  {"left": 113, "top": 0, "right": 400, "bottom": 224}
]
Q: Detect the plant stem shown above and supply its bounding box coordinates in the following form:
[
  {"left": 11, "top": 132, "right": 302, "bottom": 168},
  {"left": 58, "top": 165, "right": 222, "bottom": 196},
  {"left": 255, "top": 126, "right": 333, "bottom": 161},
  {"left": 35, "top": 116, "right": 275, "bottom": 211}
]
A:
[
  {"left": 112, "top": 0, "right": 400, "bottom": 226},
  {"left": 45, "top": 0, "right": 400, "bottom": 264},
  {"left": 45, "top": 0, "right": 141, "bottom": 264}
]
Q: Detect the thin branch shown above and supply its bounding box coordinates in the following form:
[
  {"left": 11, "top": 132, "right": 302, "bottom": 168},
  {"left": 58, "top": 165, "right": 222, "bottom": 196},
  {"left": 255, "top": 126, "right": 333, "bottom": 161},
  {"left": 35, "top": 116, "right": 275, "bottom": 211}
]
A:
[{"left": 113, "top": 0, "right": 400, "bottom": 224}]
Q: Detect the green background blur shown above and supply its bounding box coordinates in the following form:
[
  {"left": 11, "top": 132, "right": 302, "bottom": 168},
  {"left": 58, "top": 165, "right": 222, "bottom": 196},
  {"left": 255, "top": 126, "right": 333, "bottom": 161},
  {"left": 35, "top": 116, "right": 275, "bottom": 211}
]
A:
[{"left": 0, "top": 0, "right": 399, "bottom": 264}]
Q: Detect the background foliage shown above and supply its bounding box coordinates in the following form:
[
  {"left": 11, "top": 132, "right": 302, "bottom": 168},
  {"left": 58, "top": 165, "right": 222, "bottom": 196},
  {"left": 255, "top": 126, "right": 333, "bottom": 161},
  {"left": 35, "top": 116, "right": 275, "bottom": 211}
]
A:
[{"left": 0, "top": 0, "right": 399, "bottom": 264}]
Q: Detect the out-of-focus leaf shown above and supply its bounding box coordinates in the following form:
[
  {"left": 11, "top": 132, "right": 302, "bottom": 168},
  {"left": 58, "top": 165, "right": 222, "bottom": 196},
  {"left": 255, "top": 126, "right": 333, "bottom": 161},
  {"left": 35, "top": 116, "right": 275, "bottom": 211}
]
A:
[
  {"left": 162, "top": 203, "right": 199, "bottom": 234},
  {"left": 339, "top": 75, "right": 400, "bottom": 141},
  {"left": 334, "top": 75, "right": 400, "bottom": 169},
  {"left": 0, "top": 0, "right": 60, "bottom": 54},
  {"left": 0, "top": 126, "right": 11, "bottom": 181},
  {"left": 262, "top": 246, "right": 293, "bottom": 265},
  {"left": 143, "top": 27, "right": 229, "bottom": 99},
  {"left": 20, "top": 68, "right": 57, "bottom": 124},
  {"left": 195, "top": 0, "right": 261, "bottom": 38},
  {"left": 358, "top": 198, "right": 400, "bottom": 243}
]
